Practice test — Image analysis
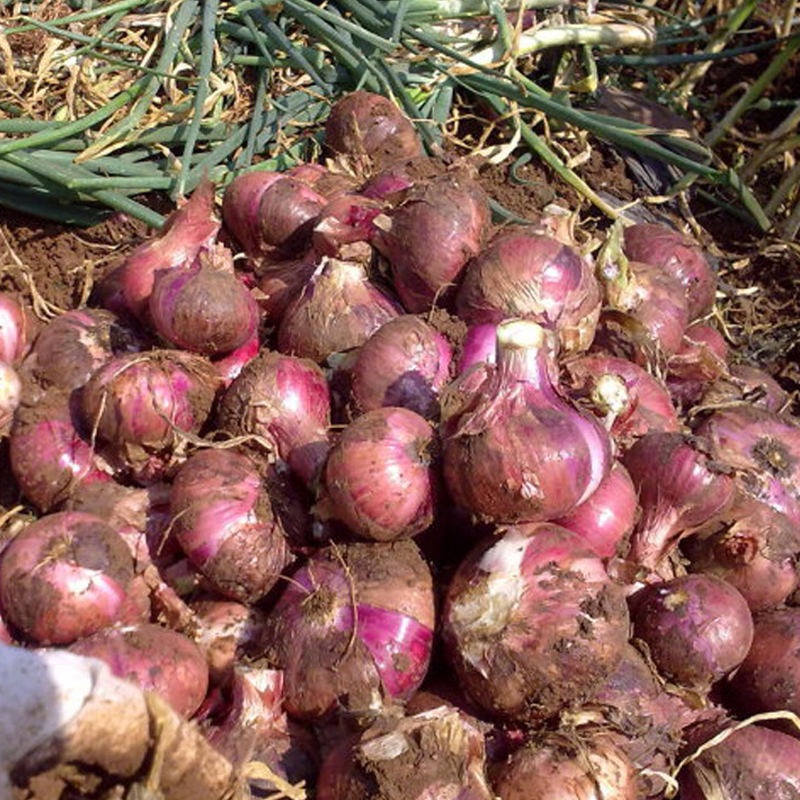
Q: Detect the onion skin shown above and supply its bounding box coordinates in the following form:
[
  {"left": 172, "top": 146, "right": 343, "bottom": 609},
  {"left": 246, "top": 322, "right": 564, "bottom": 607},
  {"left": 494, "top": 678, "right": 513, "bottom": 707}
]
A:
[
  {"left": 443, "top": 523, "right": 629, "bottom": 723},
  {"left": 263, "top": 540, "right": 434, "bottom": 720},
  {"left": 217, "top": 349, "right": 331, "bottom": 487},
  {"left": 277, "top": 257, "right": 400, "bottom": 364},
  {"left": 320, "top": 407, "right": 437, "bottom": 541},
  {"left": 695, "top": 406, "right": 800, "bottom": 526},
  {"left": 374, "top": 170, "right": 490, "bottom": 313},
  {"left": 701, "top": 363, "right": 789, "bottom": 414},
  {"left": 80, "top": 350, "right": 220, "bottom": 483},
  {"left": 0, "top": 511, "right": 136, "bottom": 645},
  {"left": 120, "top": 178, "right": 220, "bottom": 319},
  {"left": 631, "top": 574, "right": 754, "bottom": 690},
  {"left": 666, "top": 323, "right": 728, "bottom": 409},
  {"left": 678, "top": 724, "right": 800, "bottom": 800},
  {"left": 458, "top": 323, "right": 498, "bottom": 372},
  {"left": 443, "top": 320, "right": 612, "bottom": 523},
  {"left": 456, "top": 229, "right": 601, "bottom": 353},
  {"left": 212, "top": 325, "right": 260, "bottom": 387},
  {"left": 351, "top": 315, "right": 453, "bottom": 419},
  {"left": 149, "top": 248, "right": 260, "bottom": 355},
  {"left": 253, "top": 248, "right": 320, "bottom": 322},
  {"left": 491, "top": 732, "right": 637, "bottom": 800},
  {"left": 70, "top": 623, "right": 209, "bottom": 718},
  {"left": 257, "top": 176, "right": 328, "bottom": 255},
  {"left": 311, "top": 194, "right": 383, "bottom": 258},
  {"left": 170, "top": 449, "right": 291, "bottom": 603},
  {"left": 684, "top": 499, "right": 800, "bottom": 611},
  {"left": 0, "top": 361, "right": 21, "bottom": 436},
  {"left": 623, "top": 223, "right": 716, "bottom": 321},
  {"left": 324, "top": 91, "right": 423, "bottom": 170},
  {"left": 287, "top": 163, "right": 359, "bottom": 199},
  {"left": 317, "top": 706, "right": 494, "bottom": 800},
  {"left": 622, "top": 432, "right": 735, "bottom": 574},
  {"left": 726, "top": 607, "right": 800, "bottom": 717},
  {"left": 554, "top": 462, "right": 638, "bottom": 559}
]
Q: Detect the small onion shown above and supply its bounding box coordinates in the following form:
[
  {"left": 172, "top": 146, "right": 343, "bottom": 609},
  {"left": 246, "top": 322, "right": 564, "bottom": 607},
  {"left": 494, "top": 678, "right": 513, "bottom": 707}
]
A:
[
  {"left": 170, "top": 448, "right": 291, "bottom": 603},
  {"left": 623, "top": 223, "right": 716, "bottom": 321},
  {"left": 443, "top": 523, "right": 629, "bottom": 722},
  {"left": 263, "top": 539, "right": 434, "bottom": 720},
  {"left": 456, "top": 228, "right": 601, "bottom": 353},
  {"left": 217, "top": 350, "right": 331, "bottom": 487},
  {"left": 277, "top": 257, "right": 399, "bottom": 364},
  {"left": 373, "top": 170, "right": 490, "bottom": 313},
  {"left": 70, "top": 622, "right": 209, "bottom": 718},
  {"left": 319, "top": 407, "right": 436, "bottom": 541},
  {"left": 443, "top": 319, "right": 612, "bottom": 523},
  {"left": 351, "top": 315, "right": 452, "bottom": 419},
  {"left": 631, "top": 574, "right": 754, "bottom": 690},
  {"left": 80, "top": 350, "right": 220, "bottom": 483},
  {"left": 0, "top": 511, "right": 137, "bottom": 645}
]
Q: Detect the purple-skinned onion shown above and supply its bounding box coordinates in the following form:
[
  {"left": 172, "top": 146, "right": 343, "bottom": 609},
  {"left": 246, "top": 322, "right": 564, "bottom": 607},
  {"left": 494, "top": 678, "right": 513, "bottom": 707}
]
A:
[
  {"left": 0, "top": 291, "right": 35, "bottom": 365},
  {"left": 458, "top": 323, "right": 498, "bottom": 373}
]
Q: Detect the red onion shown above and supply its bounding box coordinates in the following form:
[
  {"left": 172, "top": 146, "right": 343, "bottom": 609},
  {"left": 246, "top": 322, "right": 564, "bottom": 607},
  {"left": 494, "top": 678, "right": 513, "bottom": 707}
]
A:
[
  {"left": 563, "top": 353, "right": 680, "bottom": 445},
  {"left": 373, "top": 170, "right": 490, "bottom": 313},
  {"left": 217, "top": 349, "right": 330, "bottom": 487},
  {"left": 677, "top": 724, "right": 800, "bottom": 799},
  {"left": 443, "top": 523, "right": 629, "bottom": 722},
  {"left": 443, "top": 319, "right": 612, "bottom": 523},
  {"left": 120, "top": 178, "right": 219, "bottom": 318},
  {"left": 684, "top": 498, "right": 800, "bottom": 611},
  {"left": 311, "top": 194, "right": 383, "bottom": 257},
  {"left": 701, "top": 363, "right": 789, "bottom": 413},
  {"left": 222, "top": 170, "right": 285, "bottom": 255},
  {"left": 324, "top": 90, "right": 423, "bottom": 170},
  {"left": 0, "top": 511, "right": 137, "bottom": 645},
  {"left": 726, "top": 607, "right": 800, "bottom": 716},
  {"left": 70, "top": 622, "right": 209, "bottom": 718},
  {"left": 80, "top": 350, "right": 220, "bottom": 483},
  {"left": 277, "top": 257, "right": 399, "bottom": 364},
  {"left": 0, "top": 361, "right": 21, "bottom": 436},
  {"left": 26, "top": 307, "right": 143, "bottom": 392},
  {"left": 491, "top": 731, "right": 637, "bottom": 800},
  {"left": 622, "top": 432, "right": 735, "bottom": 575},
  {"left": 0, "top": 291, "right": 35, "bottom": 365},
  {"left": 212, "top": 325, "right": 260, "bottom": 387},
  {"left": 351, "top": 315, "right": 452, "bottom": 419},
  {"left": 10, "top": 386, "right": 111, "bottom": 512},
  {"left": 262, "top": 539, "right": 434, "bottom": 719},
  {"left": 695, "top": 406, "right": 800, "bottom": 526},
  {"left": 253, "top": 248, "right": 319, "bottom": 321},
  {"left": 554, "top": 462, "right": 638, "bottom": 559},
  {"left": 318, "top": 407, "right": 436, "bottom": 541},
  {"left": 458, "top": 323, "right": 498, "bottom": 372},
  {"left": 149, "top": 246, "right": 260, "bottom": 355},
  {"left": 623, "top": 223, "right": 716, "bottom": 321},
  {"left": 191, "top": 599, "right": 268, "bottom": 685},
  {"left": 631, "top": 574, "right": 753, "bottom": 690},
  {"left": 169, "top": 448, "right": 291, "bottom": 603},
  {"left": 456, "top": 228, "right": 601, "bottom": 353},
  {"left": 601, "top": 258, "right": 689, "bottom": 356},
  {"left": 317, "top": 706, "right": 494, "bottom": 800},
  {"left": 666, "top": 323, "right": 728, "bottom": 409}
]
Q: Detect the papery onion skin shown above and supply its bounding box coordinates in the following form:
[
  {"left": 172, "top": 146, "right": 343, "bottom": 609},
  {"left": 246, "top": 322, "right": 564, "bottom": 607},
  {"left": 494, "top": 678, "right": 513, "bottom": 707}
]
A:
[
  {"left": 320, "top": 407, "right": 436, "bottom": 541},
  {"left": 491, "top": 732, "right": 638, "bottom": 800},
  {"left": 312, "top": 194, "right": 383, "bottom": 258},
  {"left": 217, "top": 349, "right": 331, "bottom": 487},
  {"left": 0, "top": 511, "right": 136, "bottom": 645},
  {"left": 317, "top": 706, "right": 494, "bottom": 800},
  {"left": 170, "top": 449, "right": 291, "bottom": 603},
  {"left": 694, "top": 406, "right": 800, "bottom": 526},
  {"left": 120, "top": 178, "right": 219, "bottom": 319},
  {"left": 443, "top": 320, "right": 612, "bottom": 523},
  {"left": 622, "top": 432, "right": 735, "bottom": 574},
  {"left": 631, "top": 574, "right": 754, "bottom": 690},
  {"left": 263, "top": 539, "right": 434, "bottom": 720},
  {"left": 277, "top": 257, "right": 400, "bottom": 364},
  {"left": 666, "top": 323, "right": 728, "bottom": 409},
  {"left": 80, "top": 350, "right": 220, "bottom": 484},
  {"left": 149, "top": 250, "right": 260, "bottom": 355},
  {"left": 374, "top": 170, "right": 490, "bottom": 313},
  {"left": 554, "top": 462, "right": 638, "bottom": 559},
  {"left": 70, "top": 622, "right": 209, "bottom": 718},
  {"left": 253, "top": 248, "right": 320, "bottom": 322},
  {"left": 701, "top": 363, "right": 789, "bottom": 414},
  {"left": 684, "top": 499, "right": 800, "bottom": 612},
  {"left": 324, "top": 91, "right": 423, "bottom": 170},
  {"left": 678, "top": 724, "right": 800, "bottom": 800},
  {"left": 0, "top": 361, "right": 21, "bottom": 436},
  {"left": 0, "top": 291, "right": 34, "bottom": 365},
  {"left": 726, "top": 607, "right": 800, "bottom": 717},
  {"left": 458, "top": 324, "right": 498, "bottom": 373},
  {"left": 456, "top": 229, "right": 601, "bottom": 353},
  {"left": 623, "top": 223, "right": 716, "bottom": 321},
  {"left": 443, "top": 523, "right": 629, "bottom": 722},
  {"left": 351, "top": 315, "right": 452, "bottom": 419},
  {"left": 287, "top": 163, "right": 359, "bottom": 199}
]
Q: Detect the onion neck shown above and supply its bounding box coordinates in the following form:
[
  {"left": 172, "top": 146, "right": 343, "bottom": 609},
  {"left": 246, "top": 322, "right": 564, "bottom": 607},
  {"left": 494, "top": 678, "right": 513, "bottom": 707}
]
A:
[{"left": 495, "top": 319, "right": 552, "bottom": 391}]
